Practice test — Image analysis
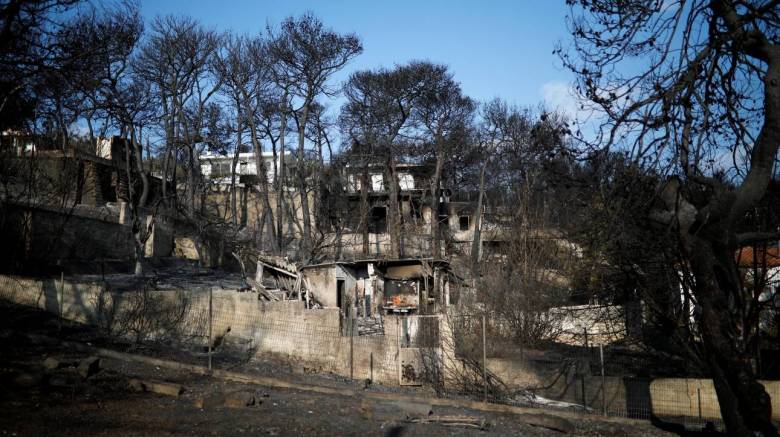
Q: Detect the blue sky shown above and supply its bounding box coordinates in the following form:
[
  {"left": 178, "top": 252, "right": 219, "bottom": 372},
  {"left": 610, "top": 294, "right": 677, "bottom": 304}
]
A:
[{"left": 138, "top": 0, "right": 578, "bottom": 115}]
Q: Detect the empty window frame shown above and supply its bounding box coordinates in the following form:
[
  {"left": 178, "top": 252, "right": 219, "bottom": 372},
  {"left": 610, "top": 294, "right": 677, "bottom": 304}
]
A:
[{"left": 459, "top": 215, "right": 470, "bottom": 231}]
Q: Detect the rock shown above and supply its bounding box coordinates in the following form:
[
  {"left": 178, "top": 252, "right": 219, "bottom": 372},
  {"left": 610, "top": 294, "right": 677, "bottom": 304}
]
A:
[
  {"left": 128, "top": 379, "right": 145, "bottom": 392},
  {"left": 42, "top": 357, "right": 60, "bottom": 371},
  {"left": 224, "top": 391, "right": 256, "bottom": 408},
  {"left": 77, "top": 356, "right": 101, "bottom": 379},
  {"left": 396, "top": 400, "right": 433, "bottom": 418}
]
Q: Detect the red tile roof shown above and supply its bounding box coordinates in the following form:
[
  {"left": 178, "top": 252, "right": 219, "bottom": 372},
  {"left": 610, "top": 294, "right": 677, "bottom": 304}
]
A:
[{"left": 736, "top": 246, "right": 780, "bottom": 268}]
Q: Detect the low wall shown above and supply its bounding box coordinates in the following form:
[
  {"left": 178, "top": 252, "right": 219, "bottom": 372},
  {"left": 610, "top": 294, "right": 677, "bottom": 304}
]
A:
[
  {"left": 0, "top": 274, "right": 403, "bottom": 385},
  {"left": 555, "top": 304, "right": 626, "bottom": 346},
  {"left": 486, "top": 355, "right": 780, "bottom": 421},
  {"left": 650, "top": 378, "right": 780, "bottom": 421},
  {"left": 0, "top": 204, "right": 134, "bottom": 271}
]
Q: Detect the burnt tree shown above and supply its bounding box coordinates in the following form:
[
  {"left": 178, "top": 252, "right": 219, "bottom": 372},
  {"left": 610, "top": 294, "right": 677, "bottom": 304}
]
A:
[{"left": 562, "top": 0, "right": 780, "bottom": 434}]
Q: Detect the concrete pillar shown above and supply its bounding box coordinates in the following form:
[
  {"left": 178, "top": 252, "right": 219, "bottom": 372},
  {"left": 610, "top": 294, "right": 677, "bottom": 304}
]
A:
[{"left": 118, "top": 201, "right": 129, "bottom": 225}]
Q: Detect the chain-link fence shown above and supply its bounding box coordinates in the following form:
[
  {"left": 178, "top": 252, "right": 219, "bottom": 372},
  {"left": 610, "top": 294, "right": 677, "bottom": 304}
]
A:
[
  {"left": 4, "top": 273, "right": 778, "bottom": 432},
  {"left": 400, "top": 311, "right": 734, "bottom": 431}
]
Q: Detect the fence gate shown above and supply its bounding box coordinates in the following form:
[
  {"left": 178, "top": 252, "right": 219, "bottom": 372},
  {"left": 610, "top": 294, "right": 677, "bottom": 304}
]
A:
[{"left": 397, "top": 315, "right": 440, "bottom": 386}]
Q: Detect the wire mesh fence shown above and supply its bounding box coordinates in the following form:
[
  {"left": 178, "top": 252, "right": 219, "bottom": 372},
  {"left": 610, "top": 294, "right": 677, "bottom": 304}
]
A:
[{"left": 0, "top": 273, "right": 767, "bottom": 432}]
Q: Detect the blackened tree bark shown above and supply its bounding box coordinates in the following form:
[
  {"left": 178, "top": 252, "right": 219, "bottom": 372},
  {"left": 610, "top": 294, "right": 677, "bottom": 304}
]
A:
[
  {"left": 276, "top": 90, "right": 288, "bottom": 253},
  {"left": 385, "top": 157, "right": 401, "bottom": 258},
  {"left": 360, "top": 165, "right": 370, "bottom": 256}
]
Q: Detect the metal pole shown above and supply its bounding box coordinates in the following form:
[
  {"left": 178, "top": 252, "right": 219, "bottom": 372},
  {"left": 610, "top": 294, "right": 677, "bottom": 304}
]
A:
[
  {"left": 58, "top": 271, "right": 64, "bottom": 332},
  {"left": 599, "top": 344, "right": 606, "bottom": 416},
  {"left": 208, "top": 287, "right": 213, "bottom": 371},
  {"left": 396, "top": 317, "right": 401, "bottom": 384},
  {"left": 697, "top": 387, "right": 702, "bottom": 420},
  {"left": 482, "top": 314, "right": 487, "bottom": 402},
  {"left": 350, "top": 318, "right": 354, "bottom": 380}
]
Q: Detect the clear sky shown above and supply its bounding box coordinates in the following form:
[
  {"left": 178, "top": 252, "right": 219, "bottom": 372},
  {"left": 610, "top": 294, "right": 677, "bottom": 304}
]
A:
[{"left": 138, "top": 0, "right": 577, "bottom": 115}]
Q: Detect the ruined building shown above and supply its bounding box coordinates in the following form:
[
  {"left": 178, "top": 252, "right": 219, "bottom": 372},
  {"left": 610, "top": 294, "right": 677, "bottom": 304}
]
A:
[{"left": 0, "top": 134, "right": 171, "bottom": 273}]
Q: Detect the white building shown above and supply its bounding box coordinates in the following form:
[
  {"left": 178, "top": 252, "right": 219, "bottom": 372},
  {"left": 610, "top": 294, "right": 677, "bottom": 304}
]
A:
[
  {"left": 344, "top": 163, "right": 421, "bottom": 192},
  {"left": 200, "top": 151, "right": 279, "bottom": 185}
]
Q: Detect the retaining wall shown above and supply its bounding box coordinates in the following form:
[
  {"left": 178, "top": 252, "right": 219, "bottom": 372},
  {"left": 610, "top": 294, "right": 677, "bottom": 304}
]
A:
[{"left": 0, "top": 274, "right": 403, "bottom": 384}]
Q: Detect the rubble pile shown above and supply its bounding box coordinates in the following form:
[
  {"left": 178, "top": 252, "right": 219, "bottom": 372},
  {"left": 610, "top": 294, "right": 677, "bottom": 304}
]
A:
[{"left": 357, "top": 315, "right": 384, "bottom": 336}]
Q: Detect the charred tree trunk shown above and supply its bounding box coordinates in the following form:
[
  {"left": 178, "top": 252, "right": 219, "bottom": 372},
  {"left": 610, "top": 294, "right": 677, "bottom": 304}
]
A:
[
  {"left": 130, "top": 130, "right": 149, "bottom": 209},
  {"left": 430, "top": 148, "right": 444, "bottom": 259},
  {"left": 248, "top": 111, "right": 277, "bottom": 253},
  {"left": 276, "top": 93, "right": 287, "bottom": 254},
  {"left": 296, "top": 102, "right": 312, "bottom": 257},
  {"left": 386, "top": 158, "right": 401, "bottom": 259},
  {"left": 686, "top": 235, "right": 775, "bottom": 436},
  {"left": 360, "top": 165, "right": 369, "bottom": 256},
  {"left": 229, "top": 109, "right": 242, "bottom": 226},
  {"left": 470, "top": 162, "right": 487, "bottom": 274},
  {"left": 123, "top": 128, "right": 148, "bottom": 277}
]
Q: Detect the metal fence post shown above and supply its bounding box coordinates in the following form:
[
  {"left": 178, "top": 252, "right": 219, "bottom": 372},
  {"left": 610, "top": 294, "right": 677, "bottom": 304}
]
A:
[
  {"left": 58, "top": 270, "right": 64, "bottom": 332},
  {"left": 583, "top": 327, "right": 589, "bottom": 349},
  {"left": 208, "top": 286, "right": 213, "bottom": 371},
  {"left": 396, "top": 317, "right": 401, "bottom": 384},
  {"left": 697, "top": 387, "right": 702, "bottom": 420},
  {"left": 599, "top": 344, "right": 606, "bottom": 416},
  {"left": 482, "top": 314, "right": 487, "bottom": 402},
  {"left": 350, "top": 318, "right": 354, "bottom": 380}
]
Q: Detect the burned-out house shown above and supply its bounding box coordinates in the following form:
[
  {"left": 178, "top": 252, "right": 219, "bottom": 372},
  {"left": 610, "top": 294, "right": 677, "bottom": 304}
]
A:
[
  {"left": 0, "top": 135, "right": 171, "bottom": 271},
  {"left": 326, "top": 162, "right": 444, "bottom": 259},
  {"left": 300, "top": 259, "right": 466, "bottom": 330},
  {"left": 444, "top": 201, "right": 512, "bottom": 262}
]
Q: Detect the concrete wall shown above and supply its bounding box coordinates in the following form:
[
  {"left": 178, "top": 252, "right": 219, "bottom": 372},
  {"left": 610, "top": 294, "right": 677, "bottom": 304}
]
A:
[
  {"left": 203, "top": 189, "right": 314, "bottom": 241},
  {"left": 0, "top": 203, "right": 135, "bottom": 271},
  {"left": 301, "top": 264, "right": 360, "bottom": 309},
  {"left": 302, "top": 266, "right": 339, "bottom": 308},
  {"left": 171, "top": 234, "right": 225, "bottom": 268},
  {"left": 485, "top": 355, "right": 780, "bottom": 421},
  {"left": 320, "top": 232, "right": 432, "bottom": 260},
  {"left": 555, "top": 304, "right": 626, "bottom": 345},
  {"left": 650, "top": 378, "right": 780, "bottom": 421},
  {"left": 0, "top": 274, "right": 404, "bottom": 385}
]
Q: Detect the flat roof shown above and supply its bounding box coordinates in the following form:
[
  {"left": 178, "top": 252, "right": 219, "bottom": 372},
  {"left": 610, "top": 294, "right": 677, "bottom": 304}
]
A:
[{"left": 299, "top": 258, "right": 450, "bottom": 270}]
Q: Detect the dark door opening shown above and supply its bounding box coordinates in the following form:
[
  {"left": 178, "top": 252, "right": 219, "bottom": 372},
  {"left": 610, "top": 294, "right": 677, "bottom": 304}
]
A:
[
  {"left": 336, "top": 279, "right": 345, "bottom": 309},
  {"left": 369, "top": 206, "right": 387, "bottom": 233}
]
